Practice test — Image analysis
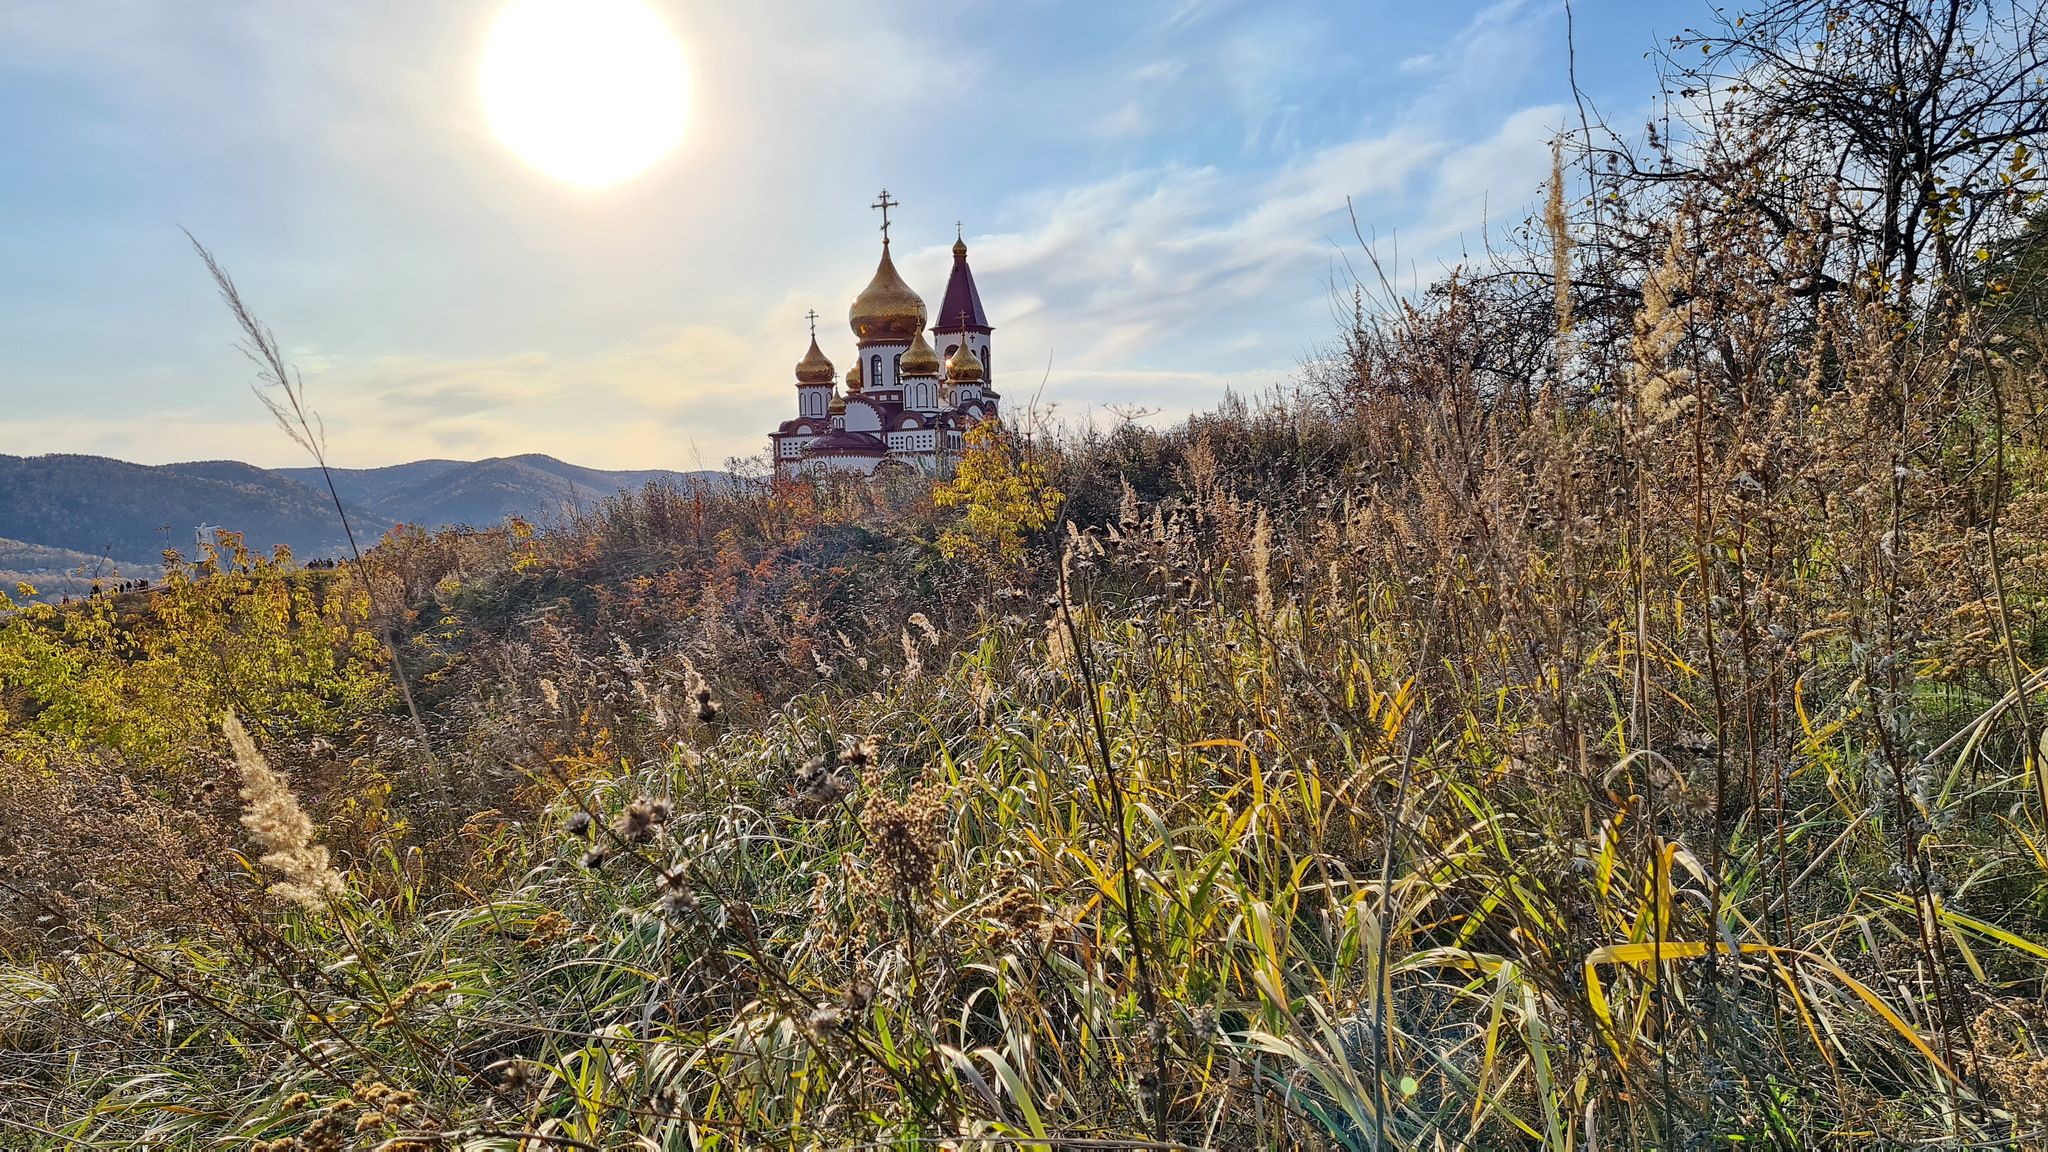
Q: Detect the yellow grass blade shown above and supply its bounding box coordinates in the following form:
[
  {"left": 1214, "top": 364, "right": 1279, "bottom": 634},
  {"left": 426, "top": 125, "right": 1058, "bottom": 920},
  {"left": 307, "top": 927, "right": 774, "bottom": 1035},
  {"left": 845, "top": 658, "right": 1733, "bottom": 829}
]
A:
[{"left": 1584, "top": 941, "right": 1958, "bottom": 1084}]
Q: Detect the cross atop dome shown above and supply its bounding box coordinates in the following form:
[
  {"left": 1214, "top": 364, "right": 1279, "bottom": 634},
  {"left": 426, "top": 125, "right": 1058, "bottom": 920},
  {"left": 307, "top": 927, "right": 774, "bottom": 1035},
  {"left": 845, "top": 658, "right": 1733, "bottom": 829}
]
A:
[{"left": 872, "top": 189, "right": 898, "bottom": 245}]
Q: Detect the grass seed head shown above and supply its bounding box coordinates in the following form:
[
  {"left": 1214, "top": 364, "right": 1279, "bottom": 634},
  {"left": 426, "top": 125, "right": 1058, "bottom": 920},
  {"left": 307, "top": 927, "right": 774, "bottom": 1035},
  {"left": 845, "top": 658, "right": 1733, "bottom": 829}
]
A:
[
  {"left": 223, "top": 712, "right": 346, "bottom": 912},
  {"left": 859, "top": 770, "right": 949, "bottom": 895}
]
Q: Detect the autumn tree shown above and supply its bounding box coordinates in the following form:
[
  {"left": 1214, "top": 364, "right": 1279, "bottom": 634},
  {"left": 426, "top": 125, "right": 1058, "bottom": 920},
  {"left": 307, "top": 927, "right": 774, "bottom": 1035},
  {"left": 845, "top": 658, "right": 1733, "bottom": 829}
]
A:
[{"left": 932, "top": 421, "right": 1063, "bottom": 566}]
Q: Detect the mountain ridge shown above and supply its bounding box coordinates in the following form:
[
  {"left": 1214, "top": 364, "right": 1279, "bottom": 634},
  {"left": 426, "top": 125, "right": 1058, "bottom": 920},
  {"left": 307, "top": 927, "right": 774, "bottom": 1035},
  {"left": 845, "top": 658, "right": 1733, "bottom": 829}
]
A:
[
  {"left": 277, "top": 454, "right": 721, "bottom": 529},
  {"left": 0, "top": 453, "right": 723, "bottom": 571}
]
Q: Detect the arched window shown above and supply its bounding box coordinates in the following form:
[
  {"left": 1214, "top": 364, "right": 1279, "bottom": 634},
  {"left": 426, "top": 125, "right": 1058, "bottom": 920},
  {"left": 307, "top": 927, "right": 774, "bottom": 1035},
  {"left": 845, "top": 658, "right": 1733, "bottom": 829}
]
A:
[
  {"left": 945, "top": 343, "right": 958, "bottom": 360},
  {"left": 870, "top": 355, "right": 881, "bottom": 388},
  {"left": 892, "top": 354, "right": 901, "bottom": 386},
  {"left": 981, "top": 346, "right": 990, "bottom": 380}
]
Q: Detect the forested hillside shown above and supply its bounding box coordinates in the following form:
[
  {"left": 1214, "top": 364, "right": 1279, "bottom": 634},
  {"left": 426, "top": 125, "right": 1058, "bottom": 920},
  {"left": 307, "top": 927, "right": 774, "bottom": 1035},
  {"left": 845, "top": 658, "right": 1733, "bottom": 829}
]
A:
[
  {"left": 0, "top": 454, "right": 380, "bottom": 561},
  {"left": 0, "top": 453, "right": 720, "bottom": 580},
  {"left": 4, "top": 1, "right": 2048, "bottom": 1147},
  {"left": 276, "top": 454, "right": 723, "bottom": 530}
]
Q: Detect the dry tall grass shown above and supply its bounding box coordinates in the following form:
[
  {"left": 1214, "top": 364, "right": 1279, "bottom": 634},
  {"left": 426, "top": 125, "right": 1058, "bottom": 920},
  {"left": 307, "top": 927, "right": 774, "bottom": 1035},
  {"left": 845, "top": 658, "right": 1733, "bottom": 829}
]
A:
[{"left": 4, "top": 2, "right": 2048, "bottom": 1143}]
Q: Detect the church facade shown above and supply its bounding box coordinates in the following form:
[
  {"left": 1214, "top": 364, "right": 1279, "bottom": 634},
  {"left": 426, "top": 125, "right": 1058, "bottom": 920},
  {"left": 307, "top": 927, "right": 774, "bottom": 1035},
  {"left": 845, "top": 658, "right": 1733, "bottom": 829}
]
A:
[{"left": 771, "top": 201, "right": 1000, "bottom": 476}]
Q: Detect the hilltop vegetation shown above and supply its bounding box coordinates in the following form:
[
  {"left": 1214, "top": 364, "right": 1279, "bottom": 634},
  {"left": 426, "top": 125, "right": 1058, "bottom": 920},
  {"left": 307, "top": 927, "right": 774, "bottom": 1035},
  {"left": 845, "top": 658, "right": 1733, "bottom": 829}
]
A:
[{"left": 5, "top": 1, "right": 2048, "bottom": 1147}]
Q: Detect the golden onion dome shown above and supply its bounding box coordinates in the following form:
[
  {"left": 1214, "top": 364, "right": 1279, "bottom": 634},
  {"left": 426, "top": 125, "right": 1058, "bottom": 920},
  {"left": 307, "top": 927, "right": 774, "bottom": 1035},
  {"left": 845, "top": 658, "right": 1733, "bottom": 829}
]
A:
[
  {"left": 828, "top": 391, "right": 847, "bottom": 416},
  {"left": 953, "top": 236, "right": 969, "bottom": 258},
  {"left": 946, "top": 343, "right": 984, "bottom": 384},
  {"left": 900, "top": 331, "right": 943, "bottom": 377},
  {"left": 795, "top": 336, "right": 835, "bottom": 385},
  {"left": 849, "top": 244, "right": 926, "bottom": 344},
  {"left": 845, "top": 360, "right": 863, "bottom": 391}
]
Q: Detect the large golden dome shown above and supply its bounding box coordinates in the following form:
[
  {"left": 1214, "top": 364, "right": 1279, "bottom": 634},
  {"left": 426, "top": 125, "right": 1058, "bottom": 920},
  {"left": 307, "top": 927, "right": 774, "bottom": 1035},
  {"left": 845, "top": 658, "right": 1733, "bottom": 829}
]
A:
[
  {"left": 849, "top": 244, "right": 926, "bottom": 345},
  {"left": 795, "top": 336, "right": 835, "bottom": 384},
  {"left": 900, "top": 331, "right": 942, "bottom": 377},
  {"left": 946, "top": 343, "right": 984, "bottom": 384}
]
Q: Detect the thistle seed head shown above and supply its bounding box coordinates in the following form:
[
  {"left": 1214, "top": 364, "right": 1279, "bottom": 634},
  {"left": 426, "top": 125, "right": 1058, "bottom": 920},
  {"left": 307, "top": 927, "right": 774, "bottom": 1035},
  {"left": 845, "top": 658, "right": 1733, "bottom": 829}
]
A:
[
  {"left": 806, "top": 1004, "right": 847, "bottom": 1038},
  {"left": 611, "top": 797, "right": 673, "bottom": 845}
]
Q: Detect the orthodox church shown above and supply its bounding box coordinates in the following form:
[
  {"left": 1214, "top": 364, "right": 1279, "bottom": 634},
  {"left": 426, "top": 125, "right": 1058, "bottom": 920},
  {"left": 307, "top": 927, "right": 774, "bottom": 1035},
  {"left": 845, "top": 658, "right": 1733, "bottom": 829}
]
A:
[{"left": 771, "top": 195, "right": 1000, "bottom": 475}]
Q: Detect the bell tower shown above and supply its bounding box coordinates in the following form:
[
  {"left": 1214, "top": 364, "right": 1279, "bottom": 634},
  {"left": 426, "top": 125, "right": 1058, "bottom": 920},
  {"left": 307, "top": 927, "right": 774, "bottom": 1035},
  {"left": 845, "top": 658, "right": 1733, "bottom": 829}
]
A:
[{"left": 932, "top": 225, "right": 993, "bottom": 389}]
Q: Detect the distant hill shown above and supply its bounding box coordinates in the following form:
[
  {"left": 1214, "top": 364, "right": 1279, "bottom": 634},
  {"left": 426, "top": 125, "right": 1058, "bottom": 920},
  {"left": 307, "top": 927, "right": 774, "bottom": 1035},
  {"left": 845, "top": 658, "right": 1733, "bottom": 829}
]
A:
[
  {"left": 0, "top": 537, "right": 152, "bottom": 577},
  {"left": 0, "top": 453, "right": 723, "bottom": 567},
  {"left": 278, "top": 455, "right": 721, "bottom": 529},
  {"left": 0, "top": 536, "right": 156, "bottom": 603},
  {"left": 0, "top": 454, "right": 386, "bottom": 563}
]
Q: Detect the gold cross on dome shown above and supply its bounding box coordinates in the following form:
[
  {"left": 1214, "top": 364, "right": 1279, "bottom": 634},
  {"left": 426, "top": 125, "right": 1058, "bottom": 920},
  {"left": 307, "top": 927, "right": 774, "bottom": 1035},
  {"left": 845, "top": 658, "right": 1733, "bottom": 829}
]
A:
[
  {"left": 805, "top": 309, "right": 819, "bottom": 338},
  {"left": 872, "top": 190, "right": 898, "bottom": 242}
]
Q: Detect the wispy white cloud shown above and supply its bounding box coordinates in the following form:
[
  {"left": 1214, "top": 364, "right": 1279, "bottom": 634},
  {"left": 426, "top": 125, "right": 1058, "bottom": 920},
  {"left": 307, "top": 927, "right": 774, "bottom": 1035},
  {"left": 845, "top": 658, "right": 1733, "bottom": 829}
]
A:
[
  {"left": 1092, "top": 102, "right": 1153, "bottom": 140},
  {"left": 1163, "top": 0, "right": 1245, "bottom": 33}
]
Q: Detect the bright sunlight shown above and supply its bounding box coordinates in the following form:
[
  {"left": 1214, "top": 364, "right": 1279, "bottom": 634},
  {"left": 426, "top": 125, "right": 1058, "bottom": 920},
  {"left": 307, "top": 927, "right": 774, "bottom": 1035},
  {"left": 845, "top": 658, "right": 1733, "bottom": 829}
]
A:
[{"left": 479, "top": 0, "right": 690, "bottom": 188}]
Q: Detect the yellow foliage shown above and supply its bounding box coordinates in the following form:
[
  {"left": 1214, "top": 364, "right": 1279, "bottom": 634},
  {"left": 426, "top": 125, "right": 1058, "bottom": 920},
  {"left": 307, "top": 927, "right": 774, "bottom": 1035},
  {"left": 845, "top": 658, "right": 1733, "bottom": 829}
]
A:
[
  {"left": 0, "top": 533, "right": 390, "bottom": 770},
  {"left": 932, "top": 421, "right": 1063, "bottom": 564}
]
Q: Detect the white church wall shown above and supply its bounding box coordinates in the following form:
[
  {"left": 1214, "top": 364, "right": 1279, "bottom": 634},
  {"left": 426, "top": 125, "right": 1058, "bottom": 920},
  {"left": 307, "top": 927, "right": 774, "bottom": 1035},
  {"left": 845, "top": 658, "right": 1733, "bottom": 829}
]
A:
[
  {"left": 844, "top": 398, "right": 885, "bottom": 433},
  {"left": 860, "top": 341, "right": 909, "bottom": 394}
]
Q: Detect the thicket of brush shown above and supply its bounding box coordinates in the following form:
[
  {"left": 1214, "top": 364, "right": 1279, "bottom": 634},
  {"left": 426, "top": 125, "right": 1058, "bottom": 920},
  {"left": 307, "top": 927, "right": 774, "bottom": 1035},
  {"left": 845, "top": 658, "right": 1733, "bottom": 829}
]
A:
[{"left": 7, "top": 1, "right": 2048, "bottom": 1146}]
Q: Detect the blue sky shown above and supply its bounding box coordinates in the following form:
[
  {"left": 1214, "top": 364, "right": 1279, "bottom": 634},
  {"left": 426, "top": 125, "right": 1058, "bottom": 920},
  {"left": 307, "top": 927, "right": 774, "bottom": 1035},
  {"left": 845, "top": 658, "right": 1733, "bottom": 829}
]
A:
[{"left": 0, "top": 0, "right": 1700, "bottom": 469}]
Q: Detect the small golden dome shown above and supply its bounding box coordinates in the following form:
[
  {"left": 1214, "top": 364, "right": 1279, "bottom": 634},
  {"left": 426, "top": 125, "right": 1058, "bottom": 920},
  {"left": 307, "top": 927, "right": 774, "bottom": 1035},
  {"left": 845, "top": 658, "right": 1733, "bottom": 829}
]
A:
[
  {"left": 946, "top": 343, "right": 984, "bottom": 384},
  {"left": 795, "top": 336, "right": 835, "bottom": 384},
  {"left": 953, "top": 236, "right": 968, "bottom": 258},
  {"left": 846, "top": 360, "right": 863, "bottom": 391},
  {"left": 828, "top": 391, "right": 847, "bottom": 416},
  {"left": 849, "top": 244, "right": 926, "bottom": 344},
  {"left": 900, "top": 331, "right": 942, "bottom": 377}
]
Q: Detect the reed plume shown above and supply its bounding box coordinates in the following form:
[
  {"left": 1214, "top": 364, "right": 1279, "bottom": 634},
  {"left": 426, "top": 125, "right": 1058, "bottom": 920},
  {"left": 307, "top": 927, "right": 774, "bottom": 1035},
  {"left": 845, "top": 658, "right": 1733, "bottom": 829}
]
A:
[{"left": 224, "top": 712, "right": 346, "bottom": 911}]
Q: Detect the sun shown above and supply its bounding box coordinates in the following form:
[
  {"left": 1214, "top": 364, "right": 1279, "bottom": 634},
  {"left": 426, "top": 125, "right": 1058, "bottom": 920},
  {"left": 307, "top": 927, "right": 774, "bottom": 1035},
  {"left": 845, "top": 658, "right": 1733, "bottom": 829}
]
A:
[{"left": 479, "top": 0, "right": 690, "bottom": 188}]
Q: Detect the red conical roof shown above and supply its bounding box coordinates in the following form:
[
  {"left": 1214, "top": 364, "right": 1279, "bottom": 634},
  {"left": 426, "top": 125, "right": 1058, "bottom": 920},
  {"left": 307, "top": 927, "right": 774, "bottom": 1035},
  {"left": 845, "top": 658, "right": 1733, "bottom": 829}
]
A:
[{"left": 932, "top": 236, "right": 991, "bottom": 334}]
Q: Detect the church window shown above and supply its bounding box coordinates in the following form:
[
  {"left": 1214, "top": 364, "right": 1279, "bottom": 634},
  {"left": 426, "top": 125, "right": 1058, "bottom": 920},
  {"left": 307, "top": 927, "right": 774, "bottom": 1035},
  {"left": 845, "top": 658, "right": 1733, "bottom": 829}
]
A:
[
  {"left": 945, "top": 343, "right": 958, "bottom": 360},
  {"left": 871, "top": 355, "right": 881, "bottom": 387},
  {"left": 981, "top": 347, "right": 990, "bottom": 378},
  {"left": 892, "top": 354, "right": 901, "bottom": 385}
]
